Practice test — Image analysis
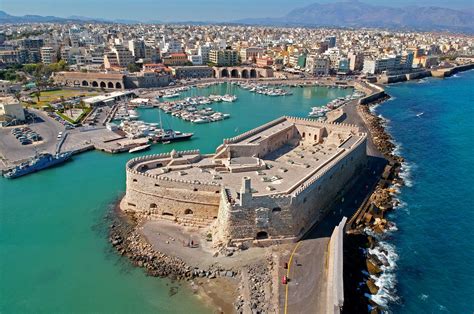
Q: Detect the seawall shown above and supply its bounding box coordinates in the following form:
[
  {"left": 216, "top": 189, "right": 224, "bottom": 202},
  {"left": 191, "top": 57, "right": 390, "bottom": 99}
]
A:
[{"left": 430, "top": 63, "right": 474, "bottom": 78}]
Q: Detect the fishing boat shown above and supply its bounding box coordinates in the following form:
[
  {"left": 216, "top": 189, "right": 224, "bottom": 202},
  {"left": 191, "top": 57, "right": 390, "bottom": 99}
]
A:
[{"left": 129, "top": 144, "right": 151, "bottom": 153}]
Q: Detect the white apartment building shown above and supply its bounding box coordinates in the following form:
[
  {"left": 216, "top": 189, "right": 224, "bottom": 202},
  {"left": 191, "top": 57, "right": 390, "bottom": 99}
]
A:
[
  {"left": 40, "top": 47, "right": 57, "bottom": 64},
  {"left": 187, "top": 54, "right": 203, "bottom": 65}
]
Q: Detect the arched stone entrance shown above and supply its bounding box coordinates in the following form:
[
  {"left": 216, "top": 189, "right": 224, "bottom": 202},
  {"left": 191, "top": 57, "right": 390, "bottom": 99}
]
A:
[
  {"left": 82, "top": 80, "right": 89, "bottom": 87},
  {"left": 115, "top": 82, "right": 122, "bottom": 89},
  {"left": 221, "top": 69, "right": 229, "bottom": 78},
  {"left": 92, "top": 81, "right": 99, "bottom": 87},
  {"left": 100, "top": 81, "right": 106, "bottom": 88},
  {"left": 241, "top": 69, "right": 249, "bottom": 78},
  {"left": 250, "top": 69, "right": 257, "bottom": 78},
  {"left": 107, "top": 82, "right": 114, "bottom": 89},
  {"left": 256, "top": 231, "right": 268, "bottom": 240},
  {"left": 231, "top": 69, "right": 239, "bottom": 78}
]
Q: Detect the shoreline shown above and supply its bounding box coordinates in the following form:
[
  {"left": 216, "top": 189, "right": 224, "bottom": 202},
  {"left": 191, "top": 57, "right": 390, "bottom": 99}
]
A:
[
  {"left": 108, "top": 204, "right": 240, "bottom": 313},
  {"left": 343, "top": 68, "right": 474, "bottom": 311}
]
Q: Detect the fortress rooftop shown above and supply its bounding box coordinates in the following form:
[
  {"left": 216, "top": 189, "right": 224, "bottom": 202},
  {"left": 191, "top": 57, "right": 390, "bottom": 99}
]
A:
[{"left": 127, "top": 117, "right": 367, "bottom": 199}]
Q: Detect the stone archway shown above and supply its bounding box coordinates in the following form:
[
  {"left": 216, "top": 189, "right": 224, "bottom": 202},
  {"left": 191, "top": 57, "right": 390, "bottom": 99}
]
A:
[
  {"left": 100, "top": 81, "right": 106, "bottom": 88},
  {"left": 107, "top": 82, "right": 114, "bottom": 89},
  {"left": 92, "top": 81, "right": 99, "bottom": 87},
  {"left": 231, "top": 69, "right": 239, "bottom": 78},
  {"left": 241, "top": 69, "right": 249, "bottom": 78},
  {"left": 82, "top": 80, "right": 89, "bottom": 87},
  {"left": 250, "top": 69, "right": 257, "bottom": 78},
  {"left": 221, "top": 68, "right": 229, "bottom": 78},
  {"left": 116, "top": 82, "right": 122, "bottom": 89},
  {"left": 256, "top": 231, "right": 268, "bottom": 240},
  {"left": 184, "top": 208, "right": 193, "bottom": 215}
]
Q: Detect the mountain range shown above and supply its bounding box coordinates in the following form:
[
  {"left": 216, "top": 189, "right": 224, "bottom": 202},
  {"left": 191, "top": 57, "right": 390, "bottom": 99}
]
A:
[
  {"left": 235, "top": 1, "right": 474, "bottom": 33},
  {"left": 1, "top": 1, "right": 473, "bottom": 33}
]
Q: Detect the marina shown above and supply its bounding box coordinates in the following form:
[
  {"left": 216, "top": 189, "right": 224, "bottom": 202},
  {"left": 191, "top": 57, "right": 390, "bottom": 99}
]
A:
[
  {"left": 308, "top": 90, "right": 366, "bottom": 118},
  {"left": 234, "top": 81, "right": 293, "bottom": 96},
  {"left": 156, "top": 94, "right": 234, "bottom": 124}
]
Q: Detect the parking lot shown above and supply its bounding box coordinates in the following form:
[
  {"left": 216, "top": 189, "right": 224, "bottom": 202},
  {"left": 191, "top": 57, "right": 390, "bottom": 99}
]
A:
[{"left": 0, "top": 109, "right": 65, "bottom": 168}]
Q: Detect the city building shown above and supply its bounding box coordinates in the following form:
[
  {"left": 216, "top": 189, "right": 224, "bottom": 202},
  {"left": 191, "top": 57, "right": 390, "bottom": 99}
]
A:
[
  {"left": 348, "top": 52, "right": 364, "bottom": 72},
  {"left": 187, "top": 54, "right": 203, "bottom": 65},
  {"left": 306, "top": 55, "right": 330, "bottom": 76},
  {"left": 0, "top": 96, "right": 25, "bottom": 126},
  {"left": 40, "top": 47, "right": 58, "bottom": 64},
  {"left": 209, "top": 48, "right": 239, "bottom": 66},
  {"left": 162, "top": 53, "right": 188, "bottom": 66},
  {"left": 171, "top": 66, "right": 213, "bottom": 79}
]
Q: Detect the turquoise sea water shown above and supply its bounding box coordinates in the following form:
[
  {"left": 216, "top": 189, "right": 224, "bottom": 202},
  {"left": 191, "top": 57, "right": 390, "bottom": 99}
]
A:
[
  {"left": 375, "top": 71, "right": 474, "bottom": 313},
  {"left": 0, "top": 84, "right": 352, "bottom": 313}
]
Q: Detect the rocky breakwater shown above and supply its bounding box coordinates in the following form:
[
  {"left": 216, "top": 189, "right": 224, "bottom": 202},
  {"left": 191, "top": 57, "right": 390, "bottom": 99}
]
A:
[
  {"left": 108, "top": 213, "right": 240, "bottom": 311},
  {"left": 109, "top": 220, "right": 193, "bottom": 280},
  {"left": 348, "top": 96, "right": 405, "bottom": 312}
]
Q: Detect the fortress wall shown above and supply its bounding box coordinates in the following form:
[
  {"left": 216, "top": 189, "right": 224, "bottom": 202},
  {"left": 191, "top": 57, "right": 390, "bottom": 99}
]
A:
[
  {"left": 285, "top": 116, "right": 360, "bottom": 134},
  {"left": 214, "top": 195, "right": 294, "bottom": 245},
  {"left": 227, "top": 126, "right": 295, "bottom": 158},
  {"left": 294, "top": 124, "right": 326, "bottom": 144},
  {"left": 289, "top": 138, "right": 367, "bottom": 236},
  {"left": 123, "top": 168, "right": 221, "bottom": 221},
  {"left": 223, "top": 117, "right": 287, "bottom": 144},
  {"left": 214, "top": 138, "right": 367, "bottom": 244}
]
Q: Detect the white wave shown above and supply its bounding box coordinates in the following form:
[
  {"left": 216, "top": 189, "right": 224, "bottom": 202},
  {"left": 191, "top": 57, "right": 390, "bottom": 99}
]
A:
[
  {"left": 365, "top": 241, "right": 400, "bottom": 308},
  {"left": 368, "top": 241, "right": 399, "bottom": 271},
  {"left": 369, "top": 104, "right": 380, "bottom": 113},
  {"left": 419, "top": 294, "right": 429, "bottom": 301},
  {"left": 399, "top": 162, "right": 414, "bottom": 187}
]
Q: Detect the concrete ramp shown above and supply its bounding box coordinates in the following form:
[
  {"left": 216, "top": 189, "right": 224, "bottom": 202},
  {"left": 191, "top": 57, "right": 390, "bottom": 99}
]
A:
[{"left": 326, "top": 217, "right": 347, "bottom": 313}]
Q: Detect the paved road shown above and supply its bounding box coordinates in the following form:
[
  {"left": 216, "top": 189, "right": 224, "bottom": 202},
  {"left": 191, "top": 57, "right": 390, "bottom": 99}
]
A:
[
  {"left": 341, "top": 100, "right": 384, "bottom": 158},
  {"left": 279, "top": 238, "right": 329, "bottom": 314}
]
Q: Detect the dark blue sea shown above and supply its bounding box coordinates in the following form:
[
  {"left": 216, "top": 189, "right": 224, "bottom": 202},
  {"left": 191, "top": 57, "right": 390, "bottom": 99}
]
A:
[{"left": 373, "top": 70, "right": 474, "bottom": 313}]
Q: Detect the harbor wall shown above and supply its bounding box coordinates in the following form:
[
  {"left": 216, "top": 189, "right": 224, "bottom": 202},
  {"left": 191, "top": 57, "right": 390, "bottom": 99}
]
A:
[
  {"left": 431, "top": 64, "right": 474, "bottom": 78},
  {"left": 326, "top": 217, "right": 347, "bottom": 314}
]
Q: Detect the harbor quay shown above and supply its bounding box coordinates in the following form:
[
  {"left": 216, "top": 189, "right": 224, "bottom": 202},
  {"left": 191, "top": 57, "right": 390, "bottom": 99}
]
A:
[{"left": 121, "top": 116, "right": 367, "bottom": 246}]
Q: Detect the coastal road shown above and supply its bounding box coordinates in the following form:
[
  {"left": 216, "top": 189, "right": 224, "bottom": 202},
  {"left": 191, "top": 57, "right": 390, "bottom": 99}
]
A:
[{"left": 279, "top": 238, "right": 329, "bottom": 314}]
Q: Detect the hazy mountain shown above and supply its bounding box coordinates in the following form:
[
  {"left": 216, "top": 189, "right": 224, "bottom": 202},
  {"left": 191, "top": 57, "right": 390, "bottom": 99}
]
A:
[
  {"left": 235, "top": 1, "right": 474, "bottom": 33},
  {"left": 0, "top": 11, "right": 145, "bottom": 24}
]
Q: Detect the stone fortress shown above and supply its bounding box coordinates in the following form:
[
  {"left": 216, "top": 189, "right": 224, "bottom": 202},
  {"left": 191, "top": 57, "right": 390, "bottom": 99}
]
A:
[{"left": 121, "top": 116, "right": 367, "bottom": 247}]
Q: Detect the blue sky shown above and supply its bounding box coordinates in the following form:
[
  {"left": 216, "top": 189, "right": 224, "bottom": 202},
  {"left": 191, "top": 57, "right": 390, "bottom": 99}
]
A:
[{"left": 1, "top": 0, "right": 473, "bottom": 22}]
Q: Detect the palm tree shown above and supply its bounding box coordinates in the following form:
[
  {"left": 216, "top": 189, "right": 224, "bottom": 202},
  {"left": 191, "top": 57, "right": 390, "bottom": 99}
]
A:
[{"left": 33, "top": 90, "right": 41, "bottom": 102}]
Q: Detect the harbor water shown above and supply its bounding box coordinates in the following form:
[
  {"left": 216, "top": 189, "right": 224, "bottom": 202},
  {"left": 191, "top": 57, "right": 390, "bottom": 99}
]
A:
[
  {"left": 374, "top": 70, "right": 474, "bottom": 312},
  {"left": 0, "top": 84, "right": 352, "bottom": 313}
]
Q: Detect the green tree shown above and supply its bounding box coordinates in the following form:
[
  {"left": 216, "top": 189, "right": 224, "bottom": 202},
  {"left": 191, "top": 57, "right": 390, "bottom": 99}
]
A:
[{"left": 127, "top": 63, "right": 141, "bottom": 73}]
